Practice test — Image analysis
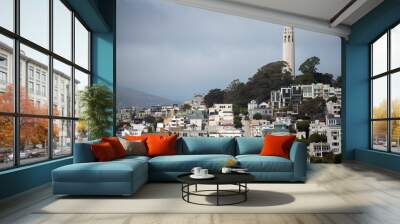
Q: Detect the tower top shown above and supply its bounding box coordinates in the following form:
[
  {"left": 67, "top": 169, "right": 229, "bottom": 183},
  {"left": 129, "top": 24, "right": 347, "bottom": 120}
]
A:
[{"left": 283, "top": 26, "right": 294, "bottom": 43}]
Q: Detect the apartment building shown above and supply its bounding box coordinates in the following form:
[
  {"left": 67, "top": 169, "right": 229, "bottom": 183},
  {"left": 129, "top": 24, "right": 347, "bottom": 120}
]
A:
[
  {"left": 247, "top": 100, "right": 273, "bottom": 119},
  {"left": 208, "top": 104, "right": 234, "bottom": 127}
]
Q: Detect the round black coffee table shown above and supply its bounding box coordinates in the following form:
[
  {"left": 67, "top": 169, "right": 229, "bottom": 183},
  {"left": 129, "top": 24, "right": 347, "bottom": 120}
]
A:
[{"left": 177, "top": 173, "right": 255, "bottom": 206}]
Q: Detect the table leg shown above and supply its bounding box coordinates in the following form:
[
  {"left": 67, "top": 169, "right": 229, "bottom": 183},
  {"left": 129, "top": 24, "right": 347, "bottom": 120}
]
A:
[
  {"left": 245, "top": 183, "right": 247, "bottom": 201},
  {"left": 217, "top": 184, "right": 219, "bottom": 206},
  {"left": 195, "top": 184, "right": 198, "bottom": 192}
]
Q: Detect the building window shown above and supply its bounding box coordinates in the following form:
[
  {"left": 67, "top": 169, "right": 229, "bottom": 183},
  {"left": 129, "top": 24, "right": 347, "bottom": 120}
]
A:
[
  {"left": 0, "top": 0, "right": 91, "bottom": 170},
  {"left": 370, "top": 23, "right": 400, "bottom": 153},
  {"left": 0, "top": 71, "right": 6, "bottom": 85},
  {"left": 28, "top": 81, "right": 34, "bottom": 94}
]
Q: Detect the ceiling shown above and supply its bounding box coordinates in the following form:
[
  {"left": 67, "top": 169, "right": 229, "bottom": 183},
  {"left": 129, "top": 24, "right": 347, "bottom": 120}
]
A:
[{"left": 170, "top": 0, "right": 384, "bottom": 38}]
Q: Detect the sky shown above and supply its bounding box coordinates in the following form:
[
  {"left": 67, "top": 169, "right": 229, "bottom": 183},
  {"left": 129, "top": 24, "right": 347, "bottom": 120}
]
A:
[{"left": 117, "top": 0, "right": 342, "bottom": 102}]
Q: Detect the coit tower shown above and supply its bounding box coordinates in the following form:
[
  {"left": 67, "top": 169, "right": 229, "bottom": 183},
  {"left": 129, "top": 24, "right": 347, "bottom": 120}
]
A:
[{"left": 282, "top": 26, "right": 295, "bottom": 76}]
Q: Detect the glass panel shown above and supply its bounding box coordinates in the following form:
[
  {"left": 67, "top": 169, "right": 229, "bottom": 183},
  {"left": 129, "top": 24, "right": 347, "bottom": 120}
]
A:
[
  {"left": 74, "top": 69, "right": 89, "bottom": 118},
  {"left": 53, "top": 0, "right": 72, "bottom": 60},
  {"left": 0, "top": 0, "right": 14, "bottom": 31},
  {"left": 372, "top": 33, "right": 387, "bottom": 76},
  {"left": 391, "top": 120, "right": 400, "bottom": 153},
  {"left": 20, "top": 117, "right": 49, "bottom": 165},
  {"left": 53, "top": 119, "right": 72, "bottom": 157},
  {"left": 74, "top": 18, "right": 89, "bottom": 70},
  {"left": 392, "top": 24, "right": 400, "bottom": 70},
  {"left": 0, "top": 116, "right": 13, "bottom": 170},
  {"left": 372, "top": 121, "right": 388, "bottom": 151},
  {"left": 20, "top": 44, "right": 49, "bottom": 115},
  {"left": 391, "top": 72, "right": 400, "bottom": 118},
  {"left": 372, "top": 76, "right": 387, "bottom": 119},
  {"left": 53, "top": 59, "right": 72, "bottom": 117},
  {"left": 75, "top": 120, "right": 88, "bottom": 143},
  {"left": 20, "top": 0, "right": 49, "bottom": 49},
  {"left": 0, "top": 35, "right": 14, "bottom": 112}
]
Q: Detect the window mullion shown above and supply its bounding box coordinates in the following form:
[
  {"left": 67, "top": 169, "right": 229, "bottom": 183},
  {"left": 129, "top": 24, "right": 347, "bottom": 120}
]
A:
[
  {"left": 14, "top": 0, "right": 20, "bottom": 167},
  {"left": 388, "top": 30, "right": 391, "bottom": 153},
  {"left": 48, "top": 0, "right": 54, "bottom": 160},
  {"left": 71, "top": 10, "right": 76, "bottom": 155}
]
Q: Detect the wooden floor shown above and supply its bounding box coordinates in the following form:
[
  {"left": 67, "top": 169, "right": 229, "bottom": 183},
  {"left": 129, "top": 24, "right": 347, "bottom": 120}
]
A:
[{"left": 1, "top": 162, "right": 400, "bottom": 224}]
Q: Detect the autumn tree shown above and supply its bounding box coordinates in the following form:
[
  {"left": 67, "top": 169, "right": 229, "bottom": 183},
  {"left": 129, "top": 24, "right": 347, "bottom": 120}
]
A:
[{"left": 0, "top": 85, "right": 59, "bottom": 151}]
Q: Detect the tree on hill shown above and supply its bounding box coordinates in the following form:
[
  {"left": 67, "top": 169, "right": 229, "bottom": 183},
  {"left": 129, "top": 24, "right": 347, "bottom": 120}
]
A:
[
  {"left": 253, "top": 113, "right": 263, "bottom": 120},
  {"left": 299, "top": 97, "right": 326, "bottom": 120},
  {"left": 204, "top": 88, "right": 224, "bottom": 108},
  {"left": 296, "top": 120, "right": 310, "bottom": 137},
  {"left": 308, "top": 133, "right": 327, "bottom": 143},
  {"left": 246, "top": 61, "right": 293, "bottom": 102},
  {"left": 181, "top": 103, "right": 192, "bottom": 111},
  {"left": 334, "top": 75, "right": 342, "bottom": 88},
  {"left": 299, "top": 56, "right": 320, "bottom": 74},
  {"left": 234, "top": 115, "right": 242, "bottom": 129},
  {"left": 295, "top": 56, "right": 334, "bottom": 85},
  {"left": 223, "top": 79, "right": 249, "bottom": 108}
]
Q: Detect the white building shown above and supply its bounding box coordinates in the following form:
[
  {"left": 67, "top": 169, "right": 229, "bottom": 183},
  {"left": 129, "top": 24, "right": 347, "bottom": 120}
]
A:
[
  {"left": 208, "top": 104, "right": 234, "bottom": 127},
  {"left": 187, "top": 110, "right": 204, "bottom": 131},
  {"left": 326, "top": 101, "right": 341, "bottom": 115},
  {"left": 242, "top": 119, "right": 270, "bottom": 137},
  {"left": 208, "top": 126, "right": 243, "bottom": 138},
  {"left": 118, "top": 107, "right": 135, "bottom": 123},
  {"left": 309, "top": 142, "right": 331, "bottom": 157},
  {"left": 282, "top": 26, "right": 295, "bottom": 76},
  {"left": 185, "top": 94, "right": 207, "bottom": 111},
  {"left": 309, "top": 115, "right": 341, "bottom": 155},
  {"left": 129, "top": 123, "right": 148, "bottom": 136},
  {"left": 301, "top": 83, "right": 341, "bottom": 101},
  {"left": 247, "top": 100, "right": 273, "bottom": 119}
]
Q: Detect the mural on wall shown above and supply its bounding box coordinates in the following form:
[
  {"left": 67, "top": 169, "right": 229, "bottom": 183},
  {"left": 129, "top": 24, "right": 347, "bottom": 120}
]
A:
[{"left": 115, "top": 0, "right": 342, "bottom": 163}]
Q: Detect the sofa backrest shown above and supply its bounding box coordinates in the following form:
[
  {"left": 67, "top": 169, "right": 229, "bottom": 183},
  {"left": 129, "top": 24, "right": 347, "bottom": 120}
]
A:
[
  {"left": 235, "top": 137, "right": 263, "bottom": 155},
  {"left": 73, "top": 140, "right": 100, "bottom": 163},
  {"left": 178, "top": 137, "right": 236, "bottom": 155}
]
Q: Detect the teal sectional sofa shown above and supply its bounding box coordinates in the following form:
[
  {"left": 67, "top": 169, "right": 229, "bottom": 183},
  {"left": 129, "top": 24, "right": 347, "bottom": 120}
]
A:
[{"left": 52, "top": 137, "right": 307, "bottom": 196}]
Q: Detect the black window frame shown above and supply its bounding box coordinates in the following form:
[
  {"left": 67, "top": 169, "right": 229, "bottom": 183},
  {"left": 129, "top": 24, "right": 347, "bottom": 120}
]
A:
[
  {"left": 0, "top": 0, "right": 92, "bottom": 171},
  {"left": 370, "top": 21, "right": 400, "bottom": 153}
]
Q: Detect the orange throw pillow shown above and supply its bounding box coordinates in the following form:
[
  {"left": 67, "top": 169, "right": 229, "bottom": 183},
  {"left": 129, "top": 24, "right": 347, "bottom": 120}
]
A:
[
  {"left": 91, "top": 142, "right": 117, "bottom": 162},
  {"left": 146, "top": 135, "right": 177, "bottom": 157},
  {"left": 260, "top": 135, "right": 296, "bottom": 159},
  {"left": 124, "top": 135, "right": 148, "bottom": 142},
  {"left": 101, "top": 137, "right": 127, "bottom": 158}
]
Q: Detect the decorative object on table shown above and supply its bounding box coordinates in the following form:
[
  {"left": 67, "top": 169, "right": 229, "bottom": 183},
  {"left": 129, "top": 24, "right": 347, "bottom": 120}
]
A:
[
  {"left": 79, "top": 84, "right": 113, "bottom": 140},
  {"left": 190, "top": 167, "right": 214, "bottom": 179},
  {"left": 177, "top": 173, "right": 255, "bottom": 206},
  {"left": 225, "top": 159, "right": 238, "bottom": 168}
]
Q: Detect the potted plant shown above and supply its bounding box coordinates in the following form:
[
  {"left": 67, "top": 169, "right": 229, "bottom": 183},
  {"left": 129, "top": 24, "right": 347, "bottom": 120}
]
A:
[{"left": 79, "top": 84, "right": 113, "bottom": 140}]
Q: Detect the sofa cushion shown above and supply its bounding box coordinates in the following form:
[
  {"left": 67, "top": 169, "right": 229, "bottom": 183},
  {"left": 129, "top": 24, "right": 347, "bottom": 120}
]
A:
[
  {"left": 101, "top": 137, "right": 127, "bottom": 158},
  {"left": 180, "top": 137, "right": 235, "bottom": 155},
  {"left": 236, "top": 155, "right": 293, "bottom": 172},
  {"left": 147, "top": 135, "right": 177, "bottom": 157},
  {"left": 119, "top": 138, "right": 147, "bottom": 156},
  {"left": 149, "top": 154, "right": 235, "bottom": 172},
  {"left": 91, "top": 142, "right": 118, "bottom": 162},
  {"left": 260, "top": 135, "right": 296, "bottom": 159},
  {"left": 236, "top": 137, "right": 263, "bottom": 155},
  {"left": 53, "top": 159, "right": 147, "bottom": 183}
]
